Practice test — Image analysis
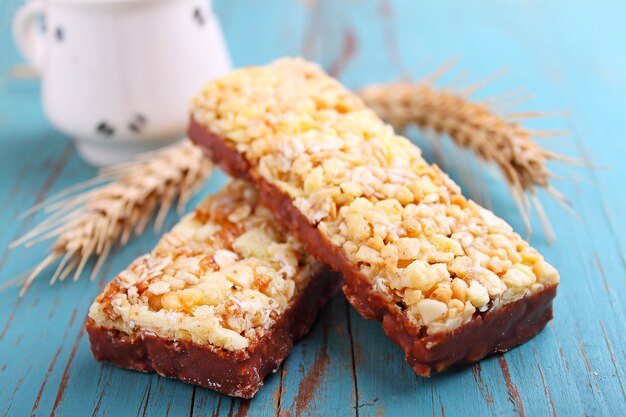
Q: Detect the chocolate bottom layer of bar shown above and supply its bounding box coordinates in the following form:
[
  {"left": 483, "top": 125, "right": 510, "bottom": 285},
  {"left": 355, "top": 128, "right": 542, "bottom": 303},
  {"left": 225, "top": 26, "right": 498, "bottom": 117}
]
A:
[
  {"left": 86, "top": 267, "right": 341, "bottom": 398},
  {"left": 189, "top": 117, "right": 558, "bottom": 376}
]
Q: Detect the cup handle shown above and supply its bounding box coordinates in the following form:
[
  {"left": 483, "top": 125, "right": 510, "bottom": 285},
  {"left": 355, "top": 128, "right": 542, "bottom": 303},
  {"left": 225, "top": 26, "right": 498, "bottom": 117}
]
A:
[{"left": 12, "top": 0, "right": 46, "bottom": 73}]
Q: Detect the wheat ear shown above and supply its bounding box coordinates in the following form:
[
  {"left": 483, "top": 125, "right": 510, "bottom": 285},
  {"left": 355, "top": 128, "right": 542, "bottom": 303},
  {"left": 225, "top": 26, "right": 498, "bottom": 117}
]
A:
[
  {"left": 358, "top": 81, "right": 574, "bottom": 242},
  {"left": 11, "top": 140, "right": 212, "bottom": 296}
]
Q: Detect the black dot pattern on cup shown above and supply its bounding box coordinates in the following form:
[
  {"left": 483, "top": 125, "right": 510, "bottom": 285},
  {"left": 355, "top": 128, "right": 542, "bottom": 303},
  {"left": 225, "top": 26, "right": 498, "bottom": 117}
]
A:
[
  {"left": 129, "top": 114, "right": 147, "bottom": 134},
  {"left": 96, "top": 121, "right": 115, "bottom": 138},
  {"left": 55, "top": 27, "right": 64, "bottom": 41},
  {"left": 193, "top": 8, "right": 205, "bottom": 26}
]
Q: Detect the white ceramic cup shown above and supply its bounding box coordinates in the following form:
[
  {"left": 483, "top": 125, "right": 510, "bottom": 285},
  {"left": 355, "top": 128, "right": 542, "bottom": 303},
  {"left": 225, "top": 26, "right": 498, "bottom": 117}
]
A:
[{"left": 13, "top": 0, "right": 231, "bottom": 166}]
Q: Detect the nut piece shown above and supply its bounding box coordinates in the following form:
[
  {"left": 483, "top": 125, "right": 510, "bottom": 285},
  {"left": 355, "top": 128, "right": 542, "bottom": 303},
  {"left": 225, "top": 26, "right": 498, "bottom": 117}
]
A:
[
  {"left": 416, "top": 299, "right": 448, "bottom": 324},
  {"left": 533, "top": 261, "right": 560, "bottom": 286},
  {"left": 430, "top": 234, "right": 464, "bottom": 256},
  {"left": 396, "top": 238, "right": 421, "bottom": 259},
  {"left": 161, "top": 292, "right": 183, "bottom": 311},
  {"left": 402, "top": 260, "right": 447, "bottom": 292},
  {"left": 467, "top": 266, "right": 507, "bottom": 297},
  {"left": 355, "top": 246, "right": 381, "bottom": 265},
  {"left": 503, "top": 265, "right": 536, "bottom": 288},
  {"left": 467, "top": 281, "right": 489, "bottom": 308},
  {"left": 451, "top": 278, "right": 468, "bottom": 302},
  {"left": 147, "top": 281, "right": 170, "bottom": 295},
  {"left": 214, "top": 249, "right": 238, "bottom": 268}
]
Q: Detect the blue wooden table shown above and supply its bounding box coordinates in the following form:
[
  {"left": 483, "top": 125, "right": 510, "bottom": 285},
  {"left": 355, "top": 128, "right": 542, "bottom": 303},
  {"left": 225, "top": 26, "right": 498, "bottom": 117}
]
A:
[{"left": 1, "top": 1, "right": 624, "bottom": 416}]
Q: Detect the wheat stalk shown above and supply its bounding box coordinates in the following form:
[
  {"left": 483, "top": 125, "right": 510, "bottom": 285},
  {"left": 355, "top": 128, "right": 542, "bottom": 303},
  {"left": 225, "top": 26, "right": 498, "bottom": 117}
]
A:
[
  {"left": 358, "top": 79, "right": 575, "bottom": 242},
  {"left": 11, "top": 140, "right": 212, "bottom": 296}
]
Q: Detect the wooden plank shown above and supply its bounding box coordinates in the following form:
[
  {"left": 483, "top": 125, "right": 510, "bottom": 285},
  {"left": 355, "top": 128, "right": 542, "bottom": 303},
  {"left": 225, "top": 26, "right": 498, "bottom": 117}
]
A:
[
  {"left": 522, "top": 3, "right": 626, "bottom": 415},
  {"left": 0, "top": 0, "right": 625, "bottom": 416},
  {"left": 275, "top": 296, "right": 357, "bottom": 417}
]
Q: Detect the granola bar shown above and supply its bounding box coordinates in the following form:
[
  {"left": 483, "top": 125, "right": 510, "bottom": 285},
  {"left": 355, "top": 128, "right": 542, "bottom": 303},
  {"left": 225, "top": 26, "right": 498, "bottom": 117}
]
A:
[
  {"left": 189, "top": 58, "right": 560, "bottom": 375},
  {"left": 86, "top": 180, "right": 341, "bottom": 398}
]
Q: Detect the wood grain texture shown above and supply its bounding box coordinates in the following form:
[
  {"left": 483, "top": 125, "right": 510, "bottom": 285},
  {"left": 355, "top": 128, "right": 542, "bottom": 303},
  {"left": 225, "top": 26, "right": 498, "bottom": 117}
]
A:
[{"left": 1, "top": 0, "right": 624, "bottom": 416}]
